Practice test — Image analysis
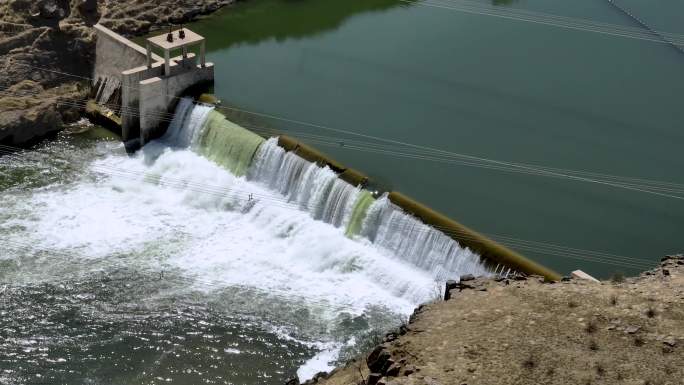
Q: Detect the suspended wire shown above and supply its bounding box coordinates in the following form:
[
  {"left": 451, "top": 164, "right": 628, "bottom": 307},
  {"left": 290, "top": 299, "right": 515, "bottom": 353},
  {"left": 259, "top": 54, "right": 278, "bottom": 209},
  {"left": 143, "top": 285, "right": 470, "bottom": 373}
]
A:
[
  {"left": 3, "top": 83, "right": 684, "bottom": 200},
  {"left": 399, "top": 0, "right": 684, "bottom": 46},
  {"left": 7, "top": 63, "right": 684, "bottom": 199}
]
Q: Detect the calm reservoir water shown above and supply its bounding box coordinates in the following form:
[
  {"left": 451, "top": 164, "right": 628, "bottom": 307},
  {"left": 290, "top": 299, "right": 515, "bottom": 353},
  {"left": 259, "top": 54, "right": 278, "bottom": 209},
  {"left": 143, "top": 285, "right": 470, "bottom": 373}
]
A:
[{"left": 181, "top": 0, "right": 684, "bottom": 277}]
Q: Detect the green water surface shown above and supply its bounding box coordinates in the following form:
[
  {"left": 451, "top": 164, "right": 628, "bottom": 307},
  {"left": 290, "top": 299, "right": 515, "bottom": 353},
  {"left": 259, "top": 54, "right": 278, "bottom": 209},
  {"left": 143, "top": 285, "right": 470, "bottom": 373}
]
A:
[{"left": 171, "top": 0, "right": 683, "bottom": 277}]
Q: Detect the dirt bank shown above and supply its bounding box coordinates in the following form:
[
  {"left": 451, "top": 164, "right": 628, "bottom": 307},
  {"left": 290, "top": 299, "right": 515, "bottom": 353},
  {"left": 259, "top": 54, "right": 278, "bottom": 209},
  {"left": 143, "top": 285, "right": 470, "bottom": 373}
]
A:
[
  {"left": 308, "top": 255, "right": 684, "bottom": 385},
  {"left": 0, "top": 0, "right": 233, "bottom": 145}
]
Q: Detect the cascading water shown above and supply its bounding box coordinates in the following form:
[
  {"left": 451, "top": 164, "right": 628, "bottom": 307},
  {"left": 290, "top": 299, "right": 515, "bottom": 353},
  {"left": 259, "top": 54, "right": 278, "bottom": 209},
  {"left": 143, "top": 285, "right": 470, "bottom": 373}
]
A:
[
  {"left": 247, "top": 138, "right": 363, "bottom": 229},
  {"left": 361, "top": 195, "right": 490, "bottom": 281},
  {"left": 164, "top": 98, "right": 265, "bottom": 176},
  {"left": 163, "top": 98, "right": 215, "bottom": 148},
  {"left": 198, "top": 111, "right": 265, "bottom": 176},
  {"left": 345, "top": 190, "right": 375, "bottom": 237},
  {"left": 246, "top": 136, "right": 490, "bottom": 280},
  {"left": 161, "top": 100, "right": 491, "bottom": 280}
]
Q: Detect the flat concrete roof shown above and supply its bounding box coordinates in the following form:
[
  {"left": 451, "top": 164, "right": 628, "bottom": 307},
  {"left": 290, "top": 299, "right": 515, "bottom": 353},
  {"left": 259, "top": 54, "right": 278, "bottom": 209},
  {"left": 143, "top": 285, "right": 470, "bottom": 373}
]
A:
[{"left": 147, "top": 29, "right": 204, "bottom": 51}]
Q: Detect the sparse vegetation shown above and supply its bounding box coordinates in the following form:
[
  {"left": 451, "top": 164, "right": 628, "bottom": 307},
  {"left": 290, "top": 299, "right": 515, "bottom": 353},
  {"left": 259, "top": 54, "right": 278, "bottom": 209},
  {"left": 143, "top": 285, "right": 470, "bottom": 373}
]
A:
[
  {"left": 595, "top": 363, "right": 606, "bottom": 377},
  {"left": 589, "top": 340, "right": 599, "bottom": 351},
  {"left": 585, "top": 319, "right": 597, "bottom": 334},
  {"left": 610, "top": 272, "right": 625, "bottom": 283},
  {"left": 610, "top": 295, "right": 618, "bottom": 306},
  {"left": 522, "top": 356, "right": 536, "bottom": 369},
  {"left": 634, "top": 336, "right": 645, "bottom": 347}
]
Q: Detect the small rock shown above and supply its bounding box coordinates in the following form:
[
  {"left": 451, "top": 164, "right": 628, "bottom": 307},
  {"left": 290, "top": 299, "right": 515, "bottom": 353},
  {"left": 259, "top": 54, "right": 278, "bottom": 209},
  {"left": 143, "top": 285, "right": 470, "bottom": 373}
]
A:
[
  {"left": 384, "top": 333, "right": 398, "bottom": 343},
  {"left": 663, "top": 336, "right": 676, "bottom": 347},
  {"left": 423, "top": 376, "right": 441, "bottom": 385},
  {"left": 386, "top": 362, "right": 402, "bottom": 377},
  {"left": 662, "top": 269, "right": 670, "bottom": 276},
  {"left": 367, "top": 347, "right": 391, "bottom": 373},
  {"left": 367, "top": 373, "right": 382, "bottom": 385},
  {"left": 460, "top": 274, "right": 475, "bottom": 282},
  {"left": 625, "top": 326, "right": 641, "bottom": 334},
  {"left": 403, "top": 365, "right": 416, "bottom": 376},
  {"left": 381, "top": 359, "right": 395, "bottom": 374},
  {"left": 571, "top": 270, "right": 600, "bottom": 283},
  {"left": 444, "top": 280, "right": 458, "bottom": 301}
]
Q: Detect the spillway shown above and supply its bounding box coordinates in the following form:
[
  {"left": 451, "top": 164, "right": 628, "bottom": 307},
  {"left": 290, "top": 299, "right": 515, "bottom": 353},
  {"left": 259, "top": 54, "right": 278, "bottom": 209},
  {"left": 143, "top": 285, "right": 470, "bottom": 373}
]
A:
[{"left": 167, "top": 98, "right": 491, "bottom": 280}]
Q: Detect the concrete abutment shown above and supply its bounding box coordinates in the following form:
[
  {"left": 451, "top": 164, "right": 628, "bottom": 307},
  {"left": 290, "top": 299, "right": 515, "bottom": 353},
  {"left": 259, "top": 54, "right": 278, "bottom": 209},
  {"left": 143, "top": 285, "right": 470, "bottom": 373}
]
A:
[{"left": 92, "top": 24, "right": 214, "bottom": 145}]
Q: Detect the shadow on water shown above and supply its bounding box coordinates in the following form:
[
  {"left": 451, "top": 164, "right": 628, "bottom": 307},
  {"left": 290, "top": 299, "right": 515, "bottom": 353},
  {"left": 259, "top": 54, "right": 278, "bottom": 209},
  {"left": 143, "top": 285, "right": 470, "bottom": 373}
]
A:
[
  {"left": 162, "top": 0, "right": 406, "bottom": 51},
  {"left": 492, "top": 0, "right": 519, "bottom": 5}
]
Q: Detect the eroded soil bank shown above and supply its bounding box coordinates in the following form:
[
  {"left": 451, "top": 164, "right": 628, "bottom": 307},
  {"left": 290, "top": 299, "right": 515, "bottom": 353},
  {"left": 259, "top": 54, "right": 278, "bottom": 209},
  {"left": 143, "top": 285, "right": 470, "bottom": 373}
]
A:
[
  {"left": 0, "top": 0, "right": 233, "bottom": 145},
  {"left": 308, "top": 255, "right": 684, "bottom": 385}
]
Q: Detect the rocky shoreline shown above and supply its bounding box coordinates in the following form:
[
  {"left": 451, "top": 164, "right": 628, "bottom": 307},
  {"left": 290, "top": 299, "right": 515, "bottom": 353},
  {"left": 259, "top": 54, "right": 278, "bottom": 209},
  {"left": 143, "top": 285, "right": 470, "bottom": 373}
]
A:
[
  {"left": 0, "top": 0, "right": 234, "bottom": 145},
  {"left": 304, "top": 255, "right": 684, "bottom": 385}
]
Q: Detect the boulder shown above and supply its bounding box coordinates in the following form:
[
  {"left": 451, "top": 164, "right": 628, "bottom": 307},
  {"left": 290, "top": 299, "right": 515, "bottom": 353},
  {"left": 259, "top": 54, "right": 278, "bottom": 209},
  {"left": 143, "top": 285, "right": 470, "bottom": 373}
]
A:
[
  {"left": 367, "top": 346, "right": 391, "bottom": 374},
  {"left": 367, "top": 373, "right": 382, "bottom": 385}
]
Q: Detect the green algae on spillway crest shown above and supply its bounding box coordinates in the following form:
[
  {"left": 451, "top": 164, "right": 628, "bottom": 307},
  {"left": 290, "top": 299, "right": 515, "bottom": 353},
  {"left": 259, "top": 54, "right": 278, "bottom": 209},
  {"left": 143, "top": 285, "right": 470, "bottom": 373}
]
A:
[{"left": 198, "top": 110, "right": 266, "bottom": 176}]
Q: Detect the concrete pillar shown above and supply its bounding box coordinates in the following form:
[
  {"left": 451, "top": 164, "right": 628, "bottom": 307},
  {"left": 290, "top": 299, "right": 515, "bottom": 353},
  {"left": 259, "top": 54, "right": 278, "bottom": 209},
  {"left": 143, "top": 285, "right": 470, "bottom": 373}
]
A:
[
  {"left": 139, "top": 77, "right": 165, "bottom": 145},
  {"left": 164, "top": 50, "right": 170, "bottom": 76},
  {"left": 200, "top": 42, "right": 206, "bottom": 68},
  {"left": 146, "top": 43, "right": 152, "bottom": 68}
]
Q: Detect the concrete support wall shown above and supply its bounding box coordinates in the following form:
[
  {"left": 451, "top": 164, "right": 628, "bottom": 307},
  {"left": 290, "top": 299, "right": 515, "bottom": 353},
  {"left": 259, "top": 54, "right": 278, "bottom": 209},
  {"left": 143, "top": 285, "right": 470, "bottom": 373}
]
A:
[
  {"left": 121, "top": 54, "right": 200, "bottom": 141},
  {"left": 139, "top": 63, "right": 214, "bottom": 143},
  {"left": 93, "top": 24, "right": 162, "bottom": 84}
]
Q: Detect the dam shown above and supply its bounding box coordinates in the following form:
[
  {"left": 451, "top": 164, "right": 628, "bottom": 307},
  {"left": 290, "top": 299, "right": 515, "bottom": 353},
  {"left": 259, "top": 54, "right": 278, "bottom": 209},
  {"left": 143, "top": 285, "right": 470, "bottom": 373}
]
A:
[{"left": 87, "top": 23, "right": 559, "bottom": 281}]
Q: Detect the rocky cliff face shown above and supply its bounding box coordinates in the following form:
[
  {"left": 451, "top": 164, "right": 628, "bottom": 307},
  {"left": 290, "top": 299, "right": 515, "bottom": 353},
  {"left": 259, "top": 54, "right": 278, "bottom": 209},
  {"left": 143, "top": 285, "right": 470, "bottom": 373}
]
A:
[
  {"left": 1, "top": 0, "right": 99, "bottom": 144},
  {"left": 98, "top": 0, "right": 234, "bottom": 36},
  {"left": 0, "top": 0, "right": 233, "bottom": 145},
  {"left": 308, "top": 255, "right": 684, "bottom": 385}
]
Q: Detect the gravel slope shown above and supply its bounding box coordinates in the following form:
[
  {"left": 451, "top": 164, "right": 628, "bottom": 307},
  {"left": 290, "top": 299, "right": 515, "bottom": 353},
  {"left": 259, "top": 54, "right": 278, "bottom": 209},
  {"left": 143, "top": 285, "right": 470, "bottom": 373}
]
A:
[{"left": 311, "top": 255, "right": 684, "bottom": 385}]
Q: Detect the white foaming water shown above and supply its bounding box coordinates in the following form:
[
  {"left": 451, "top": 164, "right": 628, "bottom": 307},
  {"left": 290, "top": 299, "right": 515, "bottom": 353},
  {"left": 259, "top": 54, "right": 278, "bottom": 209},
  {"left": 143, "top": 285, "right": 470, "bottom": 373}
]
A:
[
  {"left": 249, "top": 137, "right": 490, "bottom": 281},
  {"left": 249, "top": 138, "right": 362, "bottom": 228},
  {"left": 297, "top": 346, "right": 341, "bottom": 381},
  {"left": 0, "top": 100, "right": 490, "bottom": 382},
  {"left": 362, "top": 195, "right": 490, "bottom": 281},
  {"left": 2, "top": 140, "right": 437, "bottom": 311},
  {"left": 163, "top": 98, "right": 215, "bottom": 148}
]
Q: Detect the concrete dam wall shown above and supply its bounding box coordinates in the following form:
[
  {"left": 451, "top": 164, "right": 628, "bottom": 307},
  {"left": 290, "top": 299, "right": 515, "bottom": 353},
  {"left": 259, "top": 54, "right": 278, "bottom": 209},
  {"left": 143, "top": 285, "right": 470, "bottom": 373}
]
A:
[{"left": 161, "top": 98, "right": 562, "bottom": 281}]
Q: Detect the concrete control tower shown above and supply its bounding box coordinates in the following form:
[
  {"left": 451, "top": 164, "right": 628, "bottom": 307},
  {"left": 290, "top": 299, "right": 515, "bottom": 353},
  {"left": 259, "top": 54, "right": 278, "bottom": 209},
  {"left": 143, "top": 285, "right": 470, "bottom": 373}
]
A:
[{"left": 92, "top": 24, "right": 214, "bottom": 146}]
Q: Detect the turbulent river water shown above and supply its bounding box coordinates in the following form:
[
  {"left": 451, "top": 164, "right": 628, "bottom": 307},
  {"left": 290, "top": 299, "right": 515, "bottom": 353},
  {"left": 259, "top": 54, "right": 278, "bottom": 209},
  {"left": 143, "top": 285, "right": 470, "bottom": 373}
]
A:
[{"left": 0, "top": 98, "right": 487, "bottom": 384}]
